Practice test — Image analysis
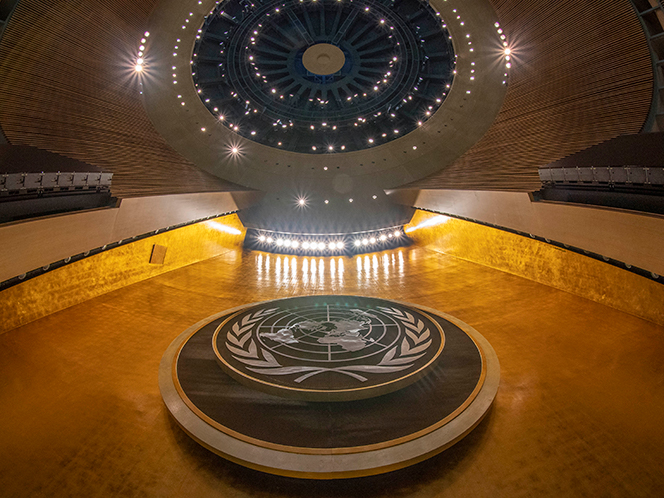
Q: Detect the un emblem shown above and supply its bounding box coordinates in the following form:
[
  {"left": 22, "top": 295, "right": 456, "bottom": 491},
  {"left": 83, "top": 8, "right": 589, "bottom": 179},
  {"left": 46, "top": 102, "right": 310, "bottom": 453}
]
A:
[{"left": 212, "top": 296, "right": 445, "bottom": 401}]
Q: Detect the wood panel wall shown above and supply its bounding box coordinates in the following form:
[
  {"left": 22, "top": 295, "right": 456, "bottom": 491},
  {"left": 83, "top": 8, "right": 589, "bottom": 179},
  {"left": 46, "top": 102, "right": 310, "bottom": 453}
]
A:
[
  {"left": 0, "top": 0, "right": 242, "bottom": 198},
  {"left": 406, "top": 0, "right": 654, "bottom": 191},
  {"left": 0, "top": 0, "right": 654, "bottom": 195}
]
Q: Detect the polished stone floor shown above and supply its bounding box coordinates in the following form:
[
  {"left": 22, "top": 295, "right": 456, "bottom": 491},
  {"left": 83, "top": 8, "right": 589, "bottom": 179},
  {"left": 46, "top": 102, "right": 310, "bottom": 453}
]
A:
[{"left": 1, "top": 246, "right": 663, "bottom": 497}]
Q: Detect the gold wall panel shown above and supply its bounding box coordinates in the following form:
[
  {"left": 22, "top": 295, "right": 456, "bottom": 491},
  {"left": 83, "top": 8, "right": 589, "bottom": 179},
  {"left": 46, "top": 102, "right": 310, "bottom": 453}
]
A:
[
  {"left": 405, "top": 210, "right": 664, "bottom": 326},
  {"left": 0, "top": 214, "right": 245, "bottom": 334}
]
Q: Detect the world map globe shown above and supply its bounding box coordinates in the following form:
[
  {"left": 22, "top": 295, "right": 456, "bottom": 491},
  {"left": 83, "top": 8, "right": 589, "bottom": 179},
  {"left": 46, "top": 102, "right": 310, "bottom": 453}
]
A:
[{"left": 260, "top": 310, "right": 376, "bottom": 352}]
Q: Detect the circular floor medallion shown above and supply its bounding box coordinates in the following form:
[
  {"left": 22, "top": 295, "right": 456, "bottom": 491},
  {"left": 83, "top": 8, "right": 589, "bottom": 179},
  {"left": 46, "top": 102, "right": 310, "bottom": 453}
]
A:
[
  {"left": 160, "top": 295, "right": 500, "bottom": 479},
  {"left": 212, "top": 296, "right": 445, "bottom": 401}
]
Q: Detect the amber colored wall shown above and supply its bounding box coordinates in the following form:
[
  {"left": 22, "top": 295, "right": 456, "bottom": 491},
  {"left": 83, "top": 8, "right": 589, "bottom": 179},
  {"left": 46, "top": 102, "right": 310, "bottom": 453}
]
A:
[
  {"left": 0, "top": 213, "right": 245, "bottom": 334},
  {"left": 0, "top": 191, "right": 246, "bottom": 282},
  {"left": 391, "top": 188, "right": 664, "bottom": 278},
  {"left": 405, "top": 210, "right": 664, "bottom": 326}
]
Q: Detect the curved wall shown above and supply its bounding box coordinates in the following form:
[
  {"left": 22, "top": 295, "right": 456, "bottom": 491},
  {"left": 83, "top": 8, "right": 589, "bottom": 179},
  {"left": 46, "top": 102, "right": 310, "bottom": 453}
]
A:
[
  {"left": 0, "top": 0, "right": 654, "bottom": 196},
  {"left": 404, "top": 209, "right": 664, "bottom": 326},
  {"left": 0, "top": 212, "right": 246, "bottom": 334},
  {"left": 408, "top": 0, "right": 653, "bottom": 191},
  {"left": 0, "top": 0, "right": 240, "bottom": 197}
]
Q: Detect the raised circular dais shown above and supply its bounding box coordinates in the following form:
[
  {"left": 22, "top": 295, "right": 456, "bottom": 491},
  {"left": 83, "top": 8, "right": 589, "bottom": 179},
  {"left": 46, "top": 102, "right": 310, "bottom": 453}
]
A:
[
  {"left": 159, "top": 295, "right": 500, "bottom": 478},
  {"left": 302, "top": 43, "right": 346, "bottom": 76},
  {"left": 212, "top": 296, "right": 444, "bottom": 401}
]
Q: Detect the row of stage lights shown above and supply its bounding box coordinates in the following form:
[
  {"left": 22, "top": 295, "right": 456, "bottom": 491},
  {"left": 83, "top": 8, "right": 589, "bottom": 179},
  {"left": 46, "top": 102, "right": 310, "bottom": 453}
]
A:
[{"left": 252, "top": 229, "right": 405, "bottom": 255}]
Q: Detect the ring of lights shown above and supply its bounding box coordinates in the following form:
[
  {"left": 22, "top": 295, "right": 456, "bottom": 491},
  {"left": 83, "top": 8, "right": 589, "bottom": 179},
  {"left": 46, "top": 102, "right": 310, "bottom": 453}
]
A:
[
  {"left": 159, "top": 296, "right": 500, "bottom": 478},
  {"left": 191, "top": 0, "right": 454, "bottom": 153},
  {"left": 141, "top": 0, "right": 509, "bottom": 193},
  {"left": 244, "top": 226, "right": 407, "bottom": 255}
]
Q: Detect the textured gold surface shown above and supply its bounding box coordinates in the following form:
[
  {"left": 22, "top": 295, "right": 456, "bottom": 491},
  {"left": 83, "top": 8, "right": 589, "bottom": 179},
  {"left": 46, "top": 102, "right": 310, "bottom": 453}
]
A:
[
  {"left": 405, "top": 210, "right": 664, "bottom": 326},
  {"left": 0, "top": 213, "right": 245, "bottom": 334},
  {"left": 0, "top": 246, "right": 663, "bottom": 495}
]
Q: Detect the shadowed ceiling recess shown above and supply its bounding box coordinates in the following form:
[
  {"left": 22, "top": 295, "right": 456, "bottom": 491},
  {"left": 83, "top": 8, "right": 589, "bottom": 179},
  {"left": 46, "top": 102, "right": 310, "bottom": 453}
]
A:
[{"left": 192, "top": 0, "right": 455, "bottom": 153}]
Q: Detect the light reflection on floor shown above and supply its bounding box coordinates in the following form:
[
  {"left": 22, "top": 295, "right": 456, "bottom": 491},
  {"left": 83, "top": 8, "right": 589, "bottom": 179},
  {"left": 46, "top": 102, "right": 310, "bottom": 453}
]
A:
[{"left": 254, "top": 250, "right": 406, "bottom": 291}]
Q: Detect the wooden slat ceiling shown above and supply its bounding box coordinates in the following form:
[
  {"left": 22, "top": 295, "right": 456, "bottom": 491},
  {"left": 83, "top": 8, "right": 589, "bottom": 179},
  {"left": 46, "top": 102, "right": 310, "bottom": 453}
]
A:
[
  {"left": 0, "top": 0, "right": 654, "bottom": 196},
  {"left": 0, "top": 0, "right": 244, "bottom": 198},
  {"left": 405, "top": 0, "right": 654, "bottom": 191}
]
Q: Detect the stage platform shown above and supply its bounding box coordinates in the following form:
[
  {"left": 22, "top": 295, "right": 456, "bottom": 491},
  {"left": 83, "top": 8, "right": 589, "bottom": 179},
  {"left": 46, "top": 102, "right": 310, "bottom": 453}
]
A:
[{"left": 160, "top": 296, "right": 499, "bottom": 478}]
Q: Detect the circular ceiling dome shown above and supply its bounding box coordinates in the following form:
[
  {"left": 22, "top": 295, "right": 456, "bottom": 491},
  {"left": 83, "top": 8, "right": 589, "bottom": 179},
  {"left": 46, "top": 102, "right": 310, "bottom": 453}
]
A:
[{"left": 192, "top": 0, "right": 455, "bottom": 153}]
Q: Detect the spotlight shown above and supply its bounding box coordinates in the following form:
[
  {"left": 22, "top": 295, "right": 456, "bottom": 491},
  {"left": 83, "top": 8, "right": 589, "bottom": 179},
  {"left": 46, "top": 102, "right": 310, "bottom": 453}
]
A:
[
  {"left": 276, "top": 238, "right": 284, "bottom": 246},
  {"left": 393, "top": 230, "right": 401, "bottom": 237},
  {"left": 504, "top": 48, "right": 511, "bottom": 55},
  {"left": 354, "top": 240, "right": 361, "bottom": 247},
  {"left": 266, "top": 237, "right": 274, "bottom": 243},
  {"left": 292, "top": 241, "right": 300, "bottom": 249},
  {"left": 379, "top": 235, "right": 387, "bottom": 241},
  {"left": 362, "top": 239, "right": 369, "bottom": 246},
  {"left": 284, "top": 240, "right": 292, "bottom": 248},
  {"left": 302, "top": 242, "right": 310, "bottom": 249},
  {"left": 231, "top": 147, "right": 239, "bottom": 154},
  {"left": 259, "top": 235, "right": 266, "bottom": 242},
  {"left": 298, "top": 198, "right": 306, "bottom": 206},
  {"left": 135, "top": 64, "right": 143, "bottom": 72},
  {"left": 369, "top": 237, "right": 377, "bottom": 244},
  {"left": 328, "top": 242, "right": 335, "bottom": 250},
  {"left": 317, "top": 242, "right": 325, "bottom": 250}
]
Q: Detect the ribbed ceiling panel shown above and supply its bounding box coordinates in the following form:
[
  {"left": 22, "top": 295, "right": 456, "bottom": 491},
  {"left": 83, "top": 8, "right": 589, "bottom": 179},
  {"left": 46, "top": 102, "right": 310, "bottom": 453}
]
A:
[
  {"left": 0, "top": 0, "right": 654, "bottom": 195},
  {"left": 405, "top": 0, "right": 653, "bottom": 191},
  {"left": 0, "top": 0, "right": 243, "bottom": 197}
]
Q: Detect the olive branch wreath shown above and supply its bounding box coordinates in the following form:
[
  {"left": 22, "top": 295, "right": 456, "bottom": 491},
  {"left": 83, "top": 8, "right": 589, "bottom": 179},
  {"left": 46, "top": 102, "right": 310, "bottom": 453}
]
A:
[{"left": 225, "top": 307, "right": 432, "bottom": 383}]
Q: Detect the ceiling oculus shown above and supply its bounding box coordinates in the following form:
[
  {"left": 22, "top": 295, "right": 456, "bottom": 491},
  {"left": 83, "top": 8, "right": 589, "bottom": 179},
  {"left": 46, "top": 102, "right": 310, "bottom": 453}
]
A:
[{"left": 192, "top": 0, "right": 455, "bottom": 153}]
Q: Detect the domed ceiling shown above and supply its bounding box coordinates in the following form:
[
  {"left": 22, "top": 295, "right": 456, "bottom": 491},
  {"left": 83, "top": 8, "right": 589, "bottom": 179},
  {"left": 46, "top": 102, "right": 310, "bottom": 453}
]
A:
[
  {"left": 140, "top": 0, "right": 509, "bottom": 232},
  {"left": 191, "top": 0, "right": 455, "bottom": 154},
  {"left": 0, "top": 0, "right": 652, "bottom": 232}
]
